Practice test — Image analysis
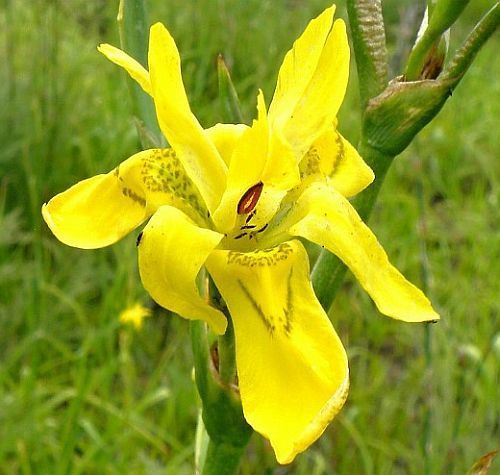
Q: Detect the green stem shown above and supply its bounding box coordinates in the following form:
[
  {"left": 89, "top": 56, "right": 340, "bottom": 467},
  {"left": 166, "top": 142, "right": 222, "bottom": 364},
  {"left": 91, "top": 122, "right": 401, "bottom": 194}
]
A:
[
  {"left": 217, "top": 317, "right": 237, "bottom": 384},
  {"left": 202, "top": 441, "right": 247, "bottom": 475},
  {"left": 191, "top": 276, "right": 251, "bottom": 475},
  {"left": 350, "top": 143, "right": 394, "bottom": 222},
  {"left": 191, "top": 318, "right": 251, "bottom": 475},
  {"left": 311, "top": 141, "right": 393, "bottom": 311},
  {"left": 207, "top": 277, "right": 237, "bottom": 385},
  {"left": 346, "top": 0, "right": 388, "bottom": 110}
]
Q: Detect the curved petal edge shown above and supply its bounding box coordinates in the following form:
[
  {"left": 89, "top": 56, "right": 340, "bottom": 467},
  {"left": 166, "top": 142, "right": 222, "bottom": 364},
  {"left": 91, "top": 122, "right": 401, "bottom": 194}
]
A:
[{"left": 138, "top": 205, "right": 227, "bottom": 334}]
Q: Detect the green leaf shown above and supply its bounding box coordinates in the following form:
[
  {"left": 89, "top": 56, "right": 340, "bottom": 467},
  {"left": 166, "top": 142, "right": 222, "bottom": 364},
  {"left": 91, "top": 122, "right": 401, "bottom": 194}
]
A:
[
  {"left": 217, "top": 55, "right": 244, "bottom": 124},
  {"left": 442, "top": 2, "right": 500, "bottom": 85},
  {"left": 117, "top": 0, "right": 162, "bottom": 146},
  {"left": 363, "top": 77, "right": 453, "bottom": 156}
]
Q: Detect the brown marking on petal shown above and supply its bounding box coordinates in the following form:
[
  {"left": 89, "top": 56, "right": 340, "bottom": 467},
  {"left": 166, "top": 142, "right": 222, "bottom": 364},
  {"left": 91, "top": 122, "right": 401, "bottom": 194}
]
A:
[
  {"left": 237, "top": 279, "right": 275, "bottom": 335},
  {"left": 237, "top": 182, "right": 263, "bottom": 215},
  {"left": 121, "top": 187, "right": 146, "bottom": 207}
]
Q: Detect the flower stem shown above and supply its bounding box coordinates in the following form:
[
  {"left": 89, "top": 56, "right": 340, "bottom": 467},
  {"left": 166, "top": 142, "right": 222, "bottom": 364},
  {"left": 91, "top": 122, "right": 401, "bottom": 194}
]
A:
[
  {"left": 208, "top": 278, "right": 237, "bottom": 385},
  {"left": 194, "top": 408, "right": 248, "bottom": 475},
  {"left": 218, "top": 316, "right": 237, "bottom": 384},
  {"left": 191, "top": 275, "right": 251, "bottom": 475},
  {"left": 202, "top": 441, "right": 248, "bottom": 475},
  {"left": 346, "top": 0, "right": 388, "bottom": 109},
  {"left": 190, "top": 317, "right": 251, "bottom": 475}
]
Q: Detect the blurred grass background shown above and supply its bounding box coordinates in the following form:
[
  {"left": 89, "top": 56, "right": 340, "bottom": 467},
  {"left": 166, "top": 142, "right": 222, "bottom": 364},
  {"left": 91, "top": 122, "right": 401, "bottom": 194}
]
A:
[{"left": 0, "top": 0, "right": 498, "bottom": 473}]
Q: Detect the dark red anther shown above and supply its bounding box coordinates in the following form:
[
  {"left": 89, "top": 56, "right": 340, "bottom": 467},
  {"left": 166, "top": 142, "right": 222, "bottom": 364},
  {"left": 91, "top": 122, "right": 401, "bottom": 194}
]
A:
[{"left": 237, "top": 182, "right": 263, "bottom": 215}]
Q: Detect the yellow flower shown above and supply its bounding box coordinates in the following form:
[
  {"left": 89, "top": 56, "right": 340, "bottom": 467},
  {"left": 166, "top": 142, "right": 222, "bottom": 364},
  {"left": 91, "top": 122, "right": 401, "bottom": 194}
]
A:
[
  {"left": 119, "top": 302, "right": 151, "bottom": 330},
  {"left": 42, "top": 5, "right": 439, "bottom": 464}
]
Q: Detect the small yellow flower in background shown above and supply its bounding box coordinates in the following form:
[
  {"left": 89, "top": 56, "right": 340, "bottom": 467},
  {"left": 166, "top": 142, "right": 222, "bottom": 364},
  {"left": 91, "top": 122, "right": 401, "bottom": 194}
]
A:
[
  {"left": 119, "top": 302, "right": 151, "bottom": 330},
  {"left": 42, "top": 5, "right": 439, "bottom": 464}
]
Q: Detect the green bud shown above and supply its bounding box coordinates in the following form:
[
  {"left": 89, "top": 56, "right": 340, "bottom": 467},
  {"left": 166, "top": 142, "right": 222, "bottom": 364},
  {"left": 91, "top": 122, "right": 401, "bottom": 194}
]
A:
[
  {"left": 428, "top": 0, "right": 471, "bottom": 37},
  {"left": 420, "top": 35, "right": 448, "bottom": 80},
  {"left": 363, "top": 76, "right": 453, "bottom": 156},
  {"left": 406, "top": 0, "right": 470, "bottom": 80}
]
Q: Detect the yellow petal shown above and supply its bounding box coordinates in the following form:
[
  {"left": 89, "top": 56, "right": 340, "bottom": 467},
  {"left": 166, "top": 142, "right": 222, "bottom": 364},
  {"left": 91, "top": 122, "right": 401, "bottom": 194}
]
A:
[
  {"left": 42, "top": 148, "right": 207, "bottom": 249},
  {"left": 97, "top": 43, "right": 152, "bottom": 96},
  {"left": 288, "top": 183, "right": 440, "bottom": 322},
  {"left": 299, "top": 125, "right": 374, "bottom": 198},
  {"left": 269, "top": 7, "right": 350, "bottom": 160},
  {"left": 206, "top": 240, "right": 349, "bottom": 463},
  {"left": 212, "top": 91, "right": 299, "bottom": 233},
  {"left": 138, "top": 205, "right": 226, "bottom": 334},
  {"left": 148, "top": 23, "right": 227, "bottom": 214},
  {"left": 205, "top": 123, "right": 248, "bottom": 166},
  {"left": 269, "top": 6, "right": 336, "bottom": 127}
]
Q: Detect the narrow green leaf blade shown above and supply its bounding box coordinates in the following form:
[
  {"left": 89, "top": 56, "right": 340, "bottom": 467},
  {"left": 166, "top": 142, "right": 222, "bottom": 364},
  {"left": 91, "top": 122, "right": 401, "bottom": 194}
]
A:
[{"left": 217, "top": 55, "right": 244, "bottom": 124}]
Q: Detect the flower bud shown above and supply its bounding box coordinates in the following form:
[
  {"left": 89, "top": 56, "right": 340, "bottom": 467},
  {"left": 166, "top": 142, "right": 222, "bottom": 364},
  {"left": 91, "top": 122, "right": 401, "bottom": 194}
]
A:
[{"left": 406, "top": 0, "right": 470, "bottom": 80}]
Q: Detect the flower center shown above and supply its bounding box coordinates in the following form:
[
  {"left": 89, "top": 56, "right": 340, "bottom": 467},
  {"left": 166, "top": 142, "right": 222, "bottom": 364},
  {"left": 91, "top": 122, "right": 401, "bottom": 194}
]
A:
[
  {"left": 222, "top": 207, "right": 268, "bottom": 250},
  {"left": 219, "top": 182, "right": 271, "bottom": 251}
]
